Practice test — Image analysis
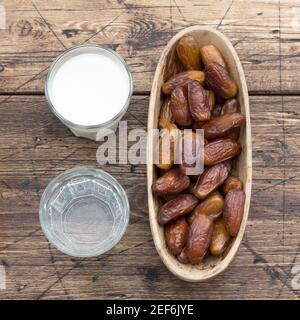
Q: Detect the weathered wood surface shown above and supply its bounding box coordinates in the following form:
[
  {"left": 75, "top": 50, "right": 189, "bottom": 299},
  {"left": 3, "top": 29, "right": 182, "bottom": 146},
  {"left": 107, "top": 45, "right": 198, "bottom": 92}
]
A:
[
  {"left": 0, "top": 94, "right": 299, "bottom": 299},
  {"left": 0, "top": 0, "right": 299, "bottom": 300},
  {"left": 1, "top": 0, "right": 300, "bottom": 94}
]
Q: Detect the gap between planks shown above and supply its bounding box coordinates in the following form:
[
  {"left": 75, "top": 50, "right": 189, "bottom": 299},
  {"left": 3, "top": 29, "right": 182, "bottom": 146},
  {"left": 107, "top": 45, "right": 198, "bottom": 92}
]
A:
[{"left": 2, "top": 91, "right": 300, "bottom": 97}]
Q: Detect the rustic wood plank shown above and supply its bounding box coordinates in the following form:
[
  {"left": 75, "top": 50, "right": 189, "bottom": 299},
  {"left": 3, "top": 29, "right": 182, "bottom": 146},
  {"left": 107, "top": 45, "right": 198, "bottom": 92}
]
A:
[
  {"left": 0, "top": 95, "right": 298, "bottom": 175},
  {"left": 0, "top": 94, "right": 299, "bottom": 299},
  {"left": 0, "top": 0, "right": 298, "bottom": 94}
]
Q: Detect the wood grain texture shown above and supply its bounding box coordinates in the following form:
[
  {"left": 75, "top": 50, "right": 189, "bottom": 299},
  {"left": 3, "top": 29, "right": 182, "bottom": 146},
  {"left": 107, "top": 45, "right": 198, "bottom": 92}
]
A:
[
  {"left": 0, "top": 0, "right": 299, "bottom": 300},
  {"left": 0, "top": 0, "right": 300, "bottom": 94},
  {"left": 0, "top": 95, "right": 299, "bottom": 299}
]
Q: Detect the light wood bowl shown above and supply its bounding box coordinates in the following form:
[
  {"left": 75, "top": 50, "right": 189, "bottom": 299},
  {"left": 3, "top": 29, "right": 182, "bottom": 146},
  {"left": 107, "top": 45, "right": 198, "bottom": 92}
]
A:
[{"left": 147, "top": 26, "right": 252, "bottom": 282}]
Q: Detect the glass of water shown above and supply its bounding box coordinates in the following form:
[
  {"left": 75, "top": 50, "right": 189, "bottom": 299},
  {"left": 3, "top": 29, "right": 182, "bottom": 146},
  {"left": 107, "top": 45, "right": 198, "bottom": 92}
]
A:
[{"left": 39, "top": 167, "right": 130, "bottom": 257}]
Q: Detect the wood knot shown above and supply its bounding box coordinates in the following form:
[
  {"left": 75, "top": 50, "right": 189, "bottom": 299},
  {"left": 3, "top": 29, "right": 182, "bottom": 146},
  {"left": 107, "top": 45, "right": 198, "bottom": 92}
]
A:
[
  {"left": 137, "top": 266, "right": 160, "bottom": 284},
  {"left": 62, "top": 29, "right": 79, "bottom": 38},
  {"left": 9, "top": 19, "right": 49, "bottom": 39}
]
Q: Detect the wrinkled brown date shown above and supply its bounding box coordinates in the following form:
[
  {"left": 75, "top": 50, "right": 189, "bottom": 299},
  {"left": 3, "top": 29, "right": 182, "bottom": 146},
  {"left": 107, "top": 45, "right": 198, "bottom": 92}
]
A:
[
  {"left": 162, "top": 71, "right": 205, "bottom": 95},
  {"left": 222, "top": 176, "right": 243, "bottom": 194},
  {"left": 200, "top": 44, "right": 226, "bottom": 69},
  {"left": 210, "top": 218, "right": 231, "bottom": 256},
  {"left": 158, "top": 193, "right": 198, "bottom": 224},
  {"left": 176, "top": 35, "right": 201, "bottom": 70},
  {"left": 165, "top": 217, "right": 189, "bottom": 255},
  {"left": 223, "top": 189, "right": 246, "bottom": 237},
  {"left": 204, "top": 138, "right": 241, "bottom": 166},
  {"left": 188, "top": 80, "right": 211, "bottom": 121},
  {"left": 202, "top": 112, "right": 245, "bottom": 140},
  {"left": 186, "top": 214, "right": 213, "bottom": 264},
  {"left": 159, "top": 99, "right": 174, "bottom": 129},
  {"left": 188, "top": 191, "right": 224, "bottom": 224},
  {"left": 192, "top": 163, "right": 229, "bottom": 199},
  {"left": 221, "top": 98, "right": 240, "bottom": 115},
  {"left": 220, "top": 99, "right": 241, "bottom": 140},
  {"left": 152, "top": 169, "right": 190, "bottom": 197},
  {"left": 206, "top": 62, "right": 238, "bottom": 99},
  {"left": 170, "top": 86, "right": 192, "bottom": 126}
]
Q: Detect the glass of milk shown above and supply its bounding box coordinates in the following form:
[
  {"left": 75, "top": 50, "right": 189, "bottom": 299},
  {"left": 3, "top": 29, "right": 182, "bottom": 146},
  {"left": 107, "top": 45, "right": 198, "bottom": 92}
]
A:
[{"left": 45, "top": 44, "right": 133, "bottom": 140}]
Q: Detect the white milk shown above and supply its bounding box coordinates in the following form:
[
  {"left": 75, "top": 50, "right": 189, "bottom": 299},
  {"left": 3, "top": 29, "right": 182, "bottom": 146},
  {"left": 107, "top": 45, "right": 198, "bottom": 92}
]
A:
[{"left": 49, "top": 51, "right": 131, "bottom": 127}]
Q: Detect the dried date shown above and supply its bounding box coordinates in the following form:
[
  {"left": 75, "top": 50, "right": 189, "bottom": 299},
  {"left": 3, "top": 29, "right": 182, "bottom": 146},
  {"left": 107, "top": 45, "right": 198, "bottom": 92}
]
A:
[
  {"left": 206, "top": 62, "right": 238, "bottom": 99},
  {"left": 223, "top": 189, "right": 246, "bottom": 236},
  {"left": 158, "top": 193, "right": 198, "bottom": 224},
  {"left": 152, "top": 169, "right": 190, "bottom": 197},
  {"left": 162, "top": 71, "right": 205, "bottom": 95},
  {"left": 165, "top": 217, "right": 189, "bottom": 255},
  {"left": 202, "top": 113, "right": 245, "bottom": 140},
  {"left": 186, "top": 214, "right": 213, "bottom": 264},
  {"left": 188, "top": 80, "right": 211, "bottom": 121},
  {"left": 204, "top": 138, "right": 241, "bottom": 166},
  {"left": 176, "top": 35, "right": 201, "bottom": 70},
  {"left": 192, "top": 163, "right": 229, "bottom": 199},
  {"left": 170, "top": 86, "right": 192, "bottom": 126}
]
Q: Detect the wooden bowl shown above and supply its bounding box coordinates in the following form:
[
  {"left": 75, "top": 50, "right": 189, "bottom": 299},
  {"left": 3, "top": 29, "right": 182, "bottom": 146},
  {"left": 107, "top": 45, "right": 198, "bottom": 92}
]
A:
[{"left": 147, "top": 26, "right": 252, "bottom": 282}]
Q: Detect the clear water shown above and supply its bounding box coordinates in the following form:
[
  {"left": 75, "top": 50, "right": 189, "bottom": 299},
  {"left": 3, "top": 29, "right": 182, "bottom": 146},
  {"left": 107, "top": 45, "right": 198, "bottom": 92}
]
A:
[{"left": 40, "top": 168, "right": 129, "bottom": 257}]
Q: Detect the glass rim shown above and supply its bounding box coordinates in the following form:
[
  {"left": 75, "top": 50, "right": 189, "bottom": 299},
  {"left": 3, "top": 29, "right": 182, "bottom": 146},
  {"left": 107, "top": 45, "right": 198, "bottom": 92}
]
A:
[
  {"left": 39, "top": 167, "right": 130, "bottom": 257},
  {"left": 44, "top": 44, "right": 133, "bottom": 130}
]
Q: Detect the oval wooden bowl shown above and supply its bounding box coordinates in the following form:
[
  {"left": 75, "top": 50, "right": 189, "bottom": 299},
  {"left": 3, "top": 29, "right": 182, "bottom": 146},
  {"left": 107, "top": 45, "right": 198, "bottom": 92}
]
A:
[{"left": 147, "top": 26, "right": 252, "bottom": 282}]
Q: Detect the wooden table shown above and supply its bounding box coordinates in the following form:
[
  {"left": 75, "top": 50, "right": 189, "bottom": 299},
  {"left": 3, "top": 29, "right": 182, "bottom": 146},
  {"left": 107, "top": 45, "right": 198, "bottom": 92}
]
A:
[{"left": 0, "top": 0, "right": 299, "bottom": 300}]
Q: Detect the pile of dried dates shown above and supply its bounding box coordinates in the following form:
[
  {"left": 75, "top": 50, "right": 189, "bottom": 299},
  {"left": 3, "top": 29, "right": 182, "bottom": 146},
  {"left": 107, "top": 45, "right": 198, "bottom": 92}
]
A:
[{"left": 151, "top": 35, "right": 246, "bottom": 265}]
